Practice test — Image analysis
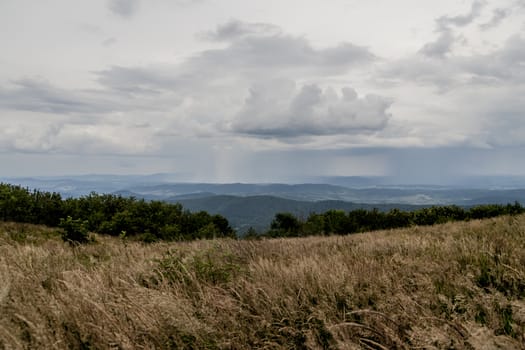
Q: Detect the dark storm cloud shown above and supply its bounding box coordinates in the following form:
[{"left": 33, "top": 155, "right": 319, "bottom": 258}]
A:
[
  {"left": 231, "top": 81, "right": 392, "bottom": 137},
  {"left": 108, "top": 0, "right": 139, "bottom": 17}
]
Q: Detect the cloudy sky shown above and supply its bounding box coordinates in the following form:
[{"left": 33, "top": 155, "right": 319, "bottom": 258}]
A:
[{"left": 1, "top": 0, "right": 524, "bottom": 183}]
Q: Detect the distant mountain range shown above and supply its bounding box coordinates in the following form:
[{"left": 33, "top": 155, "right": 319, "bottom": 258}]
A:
[
  {"left": 116, "top": 183, "right": 525, "bottom": 207},
  {"left": 2, "top": 174, "right": 525, "bottom": 232}
]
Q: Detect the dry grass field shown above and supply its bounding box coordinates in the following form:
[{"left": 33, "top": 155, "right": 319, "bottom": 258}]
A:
[{"left": 1, "top": 215, "right": 525, "bottom": 349}]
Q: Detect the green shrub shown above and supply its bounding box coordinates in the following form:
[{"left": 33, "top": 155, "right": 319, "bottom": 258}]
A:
[
  {"left": 59, "top": 216, "right": 90, "bottom": 244},
  {"left": 136, "top": 231, "right": 158, "bottom": 244},
  {"left": 269, "top": 212, "right": 302, "bottom": 237}
]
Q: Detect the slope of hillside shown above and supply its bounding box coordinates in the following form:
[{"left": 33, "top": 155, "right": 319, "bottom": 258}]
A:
[{"left": 1, "top": 216, "right": 525, "bottom": 349}]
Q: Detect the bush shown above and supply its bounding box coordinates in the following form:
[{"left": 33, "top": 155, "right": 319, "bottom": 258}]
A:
[
  {"left": 269, "top": 212, "right": 301, "bottom": 237},
  {"left": 59, "top": 216, "right": 90, "bottom": 244},
  {"left": 0, "top": 183, "right": 236, "bottom": 241}
]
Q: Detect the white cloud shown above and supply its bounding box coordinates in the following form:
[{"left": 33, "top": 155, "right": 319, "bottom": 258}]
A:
[
  {"left": 230, "top": 81, "right": 392, "bottom": 137},
  {"left": 0, "top": 112, "right": 156, "bottom": 155}
]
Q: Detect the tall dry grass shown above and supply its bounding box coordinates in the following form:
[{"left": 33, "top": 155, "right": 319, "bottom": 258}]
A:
[{"left": 1, "top": 216, "right": 525, "bottom": 349}]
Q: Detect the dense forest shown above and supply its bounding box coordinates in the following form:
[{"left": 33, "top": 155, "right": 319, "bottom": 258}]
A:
[
  {"left": 262, "top": 202, "right": 525, "bottom": 238},
  {"left": 1, "top": 183, "right": 523, "bottom": 242},
  {"left": 0, "top": 183, "right": 235, "bottom": 242}
]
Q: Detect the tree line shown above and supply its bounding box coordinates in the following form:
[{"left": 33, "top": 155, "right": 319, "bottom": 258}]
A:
[
  {"left": 0, "top": 183, "right": 234, "bottom": 241},
  {"left": 1, "top": 182, "right": 524, "bottom": 242},
  {"left": 260, "top": 203, "right": 525, "bottom": 238}
]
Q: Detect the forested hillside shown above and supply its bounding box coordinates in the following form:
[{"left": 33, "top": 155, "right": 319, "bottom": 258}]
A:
[
  {"left": 262, "top": 203, "right": 525, "bottom": 238},
  {"left": 0, "top": 183, "right": 234, "bottom": 241}
]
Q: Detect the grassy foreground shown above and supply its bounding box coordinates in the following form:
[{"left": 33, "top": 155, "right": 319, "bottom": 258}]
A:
[{"left": 1, "top": 216, "right": 525, "bottom": 349}]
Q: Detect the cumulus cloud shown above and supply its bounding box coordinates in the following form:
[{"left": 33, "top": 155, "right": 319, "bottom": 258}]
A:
[
  {"left": 108, "top": 0, "right": 139, "bottom": 17},
  {"left": 230, "top": 81, "right": 392, "bottom": 137}
]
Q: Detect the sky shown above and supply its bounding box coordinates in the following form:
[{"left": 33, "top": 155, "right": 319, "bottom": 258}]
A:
[{"left": 1, "top": 0, "right": 524, "bottom": 183}]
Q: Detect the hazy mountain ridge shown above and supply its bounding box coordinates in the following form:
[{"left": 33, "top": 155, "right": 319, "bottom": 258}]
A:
[{"left": 4, "top": 175, "right": 525, "bottom": 206}]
